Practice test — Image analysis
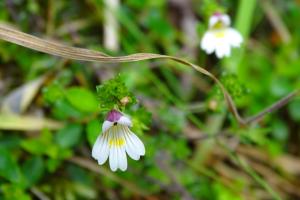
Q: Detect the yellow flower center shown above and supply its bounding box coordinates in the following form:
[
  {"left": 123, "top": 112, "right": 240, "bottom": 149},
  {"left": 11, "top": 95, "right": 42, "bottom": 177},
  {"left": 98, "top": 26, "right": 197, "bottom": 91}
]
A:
[
  {"left": 210, "top": 20, "right": 227, "bottom": 38},
  {"left": 214, "top": 31, "right": 226, "bottom": 38},
  {"left": 109, "top": 138, "right": 125, "bottom": 147}
]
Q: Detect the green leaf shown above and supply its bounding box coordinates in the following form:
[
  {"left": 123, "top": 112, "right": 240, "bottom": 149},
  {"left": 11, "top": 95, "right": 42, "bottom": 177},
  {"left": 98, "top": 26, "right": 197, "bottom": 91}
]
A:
[
  {"left": 0, "top": 148, "right": 23, "bottom": 184},
  {"left": 42, "top": 81, "right": 64, "bottom": 104},
  {"left": 21, "top": 139, "right": 46, "bottom": 155},
  {"left": 47, "top": 158, "right": 62, "bottom": 173},
  {"left": 21, "top": 129, "right": 54, "bottom": 156},
  {"left": 86, "top": 119, "right": 101, "bottom": 147},
  {"left": 55, "top": 124, "right": 83, "bottom": 148},
  {"left": 52, "top": 99, "right": 84, "bottom": 120},
  {"left": 1, "top": 184, "right": 31, "bottom": 200},
  {"left": 22, "top": 156, "right": 45, "bottom": 188},
  {"left": 67, "top": 164, "right": 93, "bottom": 185},
  {"left": 214, "top": 182, "right": 243, "bottom": 200},
  {"left": 65, "top": 87, "right": 98, "bottom": 113},
  {"left": 0, "top": 135, "right": 22, "bottom": 150}
]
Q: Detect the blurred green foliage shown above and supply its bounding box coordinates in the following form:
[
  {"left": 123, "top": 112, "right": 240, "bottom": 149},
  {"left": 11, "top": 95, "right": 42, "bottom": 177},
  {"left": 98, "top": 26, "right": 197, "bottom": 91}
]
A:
[{"left": 0, "top": 0, "right": 300, "bottom": 199}]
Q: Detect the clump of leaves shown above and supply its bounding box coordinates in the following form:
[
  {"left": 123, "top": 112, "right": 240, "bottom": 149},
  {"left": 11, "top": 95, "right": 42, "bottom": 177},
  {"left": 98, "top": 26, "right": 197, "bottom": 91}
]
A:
[
  {"left": 96, "top": 74, "right": 137, "bottom": 110},
  {"left": 208, "top": 73, "right": 249, "bottom": 112},
  {"left": 221, "top": 74, "right": 249, "bottom": 100}
]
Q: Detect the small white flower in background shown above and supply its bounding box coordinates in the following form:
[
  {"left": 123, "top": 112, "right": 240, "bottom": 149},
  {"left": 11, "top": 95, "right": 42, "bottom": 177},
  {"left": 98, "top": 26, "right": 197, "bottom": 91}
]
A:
[
  {"left": 201, "top": 12, "right": 243, "bottom": 58},
  {"left": 92, "top": 109, "right": 145, "bottom": 172}
]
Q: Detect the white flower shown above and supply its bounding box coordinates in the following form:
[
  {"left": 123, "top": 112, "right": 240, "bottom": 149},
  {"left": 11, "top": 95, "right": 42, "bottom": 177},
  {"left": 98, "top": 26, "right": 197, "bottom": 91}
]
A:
[
  {"left": 201, "top": 13, "right": 243, "bottom": 58},
  {"left": 92, "top": 109, "right": 145, "bottom": 172}
]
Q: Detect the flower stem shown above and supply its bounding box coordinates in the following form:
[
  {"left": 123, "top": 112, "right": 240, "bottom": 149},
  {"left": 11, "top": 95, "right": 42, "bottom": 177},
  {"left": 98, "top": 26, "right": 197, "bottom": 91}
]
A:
[{"left": 224, "top": 0, "right": 257, "bottom": 73}]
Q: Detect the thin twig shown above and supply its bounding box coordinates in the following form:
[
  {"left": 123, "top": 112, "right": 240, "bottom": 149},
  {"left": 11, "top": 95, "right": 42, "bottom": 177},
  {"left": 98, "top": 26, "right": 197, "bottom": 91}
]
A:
[
  {"left": 245, "top": 90, "right": 299, "bottom": 124},
  {"left": 30, "top": 187, "right": 51, "bottom": 200}
]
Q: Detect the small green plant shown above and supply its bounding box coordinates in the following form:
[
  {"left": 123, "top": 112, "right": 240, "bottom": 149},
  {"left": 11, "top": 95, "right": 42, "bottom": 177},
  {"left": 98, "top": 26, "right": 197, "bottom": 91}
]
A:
[{"left": 96, "top": 74, "right": 137, "bottom": 111}]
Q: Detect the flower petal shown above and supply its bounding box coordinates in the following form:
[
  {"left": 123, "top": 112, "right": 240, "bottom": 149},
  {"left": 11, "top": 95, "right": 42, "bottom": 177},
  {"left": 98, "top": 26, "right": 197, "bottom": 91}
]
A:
[
  {"left": 201, "top": 31, "right": 216, "bottom": 54},
  {"left": 215, "top": 43, "right": 230, "bottom": 58},
  {"left": 227, "top": 28, "right": 243, "bottom": 47},
  {"left": 102, "top": 120, "right": 113, "bottom": 133},
  {"left": 209, "top": 14, "right": 231, "bottom": 28},
  {"left": 91, "top": 134, "right": 103, "bottom": 159},
  {"left": 214, "top": 35, "right": 231, "bottom": 58},
  {"left": 209, "top": 15, "right": 219, "bottom": 28},
  {"left": 118, "top": 116, "right": 132, "bottom": 127},
  {"left": 109, "top": 146, "right": 118, "bottom": 171},
  {"left": 221, "top": 14, "right": 231, "bottom": 26},
  {"left": 129, "top": 131, "right": 145, "bottom": 156},
  {"left": 124, "top": 132, "right": 141, "bottom": 160},
  {"left": 106, "top": 109, "right": 122, "bottom": 122},
  {"left": 96, "top": 133, "right": 110, "bottom": 165},
  {"left": 92, "top": 132, "right": 109, "bottom": 164},
  {"left": 118, "top": 147, "right": 127, "bottom": 171}
]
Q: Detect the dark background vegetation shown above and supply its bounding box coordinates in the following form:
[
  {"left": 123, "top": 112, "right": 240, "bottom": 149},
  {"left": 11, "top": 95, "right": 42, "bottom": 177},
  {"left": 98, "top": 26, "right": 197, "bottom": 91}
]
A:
[{"left": 0, "top": 0, "right": 300, "bottom": 199}]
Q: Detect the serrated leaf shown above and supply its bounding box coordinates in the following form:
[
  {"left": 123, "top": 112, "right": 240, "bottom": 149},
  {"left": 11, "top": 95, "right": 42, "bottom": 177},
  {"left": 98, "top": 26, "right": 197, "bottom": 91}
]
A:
[{"left": 96, "top": 74, "right": 137, "bottom": 109}]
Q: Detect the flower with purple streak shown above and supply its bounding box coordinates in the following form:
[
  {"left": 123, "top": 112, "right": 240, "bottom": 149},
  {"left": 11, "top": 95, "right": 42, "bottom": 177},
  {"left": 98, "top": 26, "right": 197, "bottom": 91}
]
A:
[{"left": 92, "top": 109, "right": 145, "bottom": 171}]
